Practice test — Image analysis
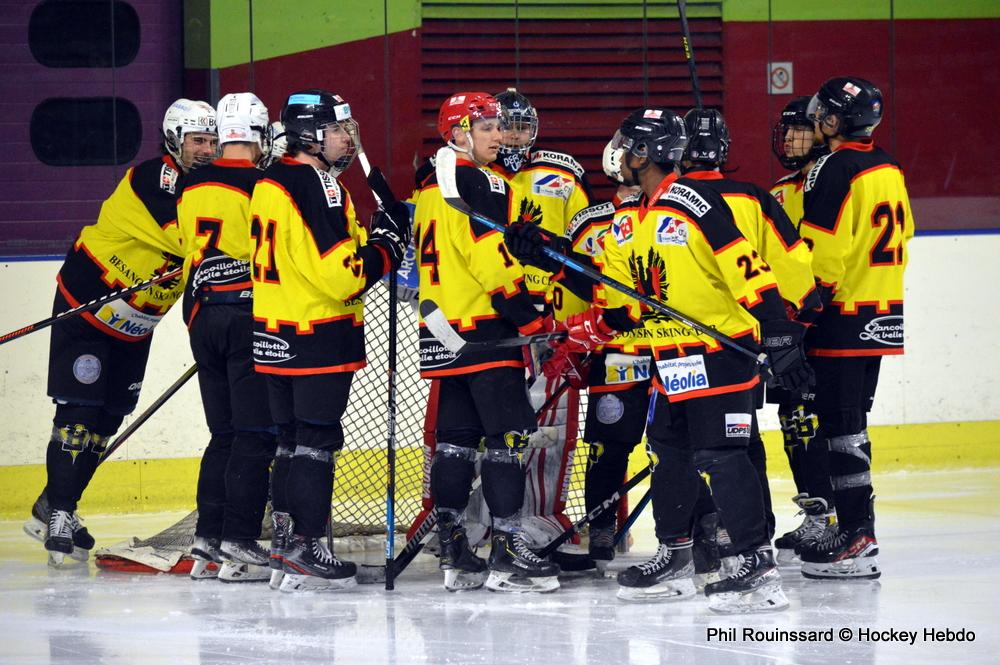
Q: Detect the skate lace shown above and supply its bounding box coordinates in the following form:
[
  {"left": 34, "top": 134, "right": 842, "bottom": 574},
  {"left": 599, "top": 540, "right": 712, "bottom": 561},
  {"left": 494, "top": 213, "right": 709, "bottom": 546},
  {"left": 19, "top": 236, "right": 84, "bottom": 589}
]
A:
[
  {"left": 512, "top": 533, "right": 545, "bottom": 564},
  {"left": 729, "top": 552, "right": 756, "bottom": 580},
  {"left": 790, "top": 510, "right": 826, "bottom": 540},
  {"left": 48, "top": 510, "right": 73, "bottom": 539},
  {"left": 812, "top": 526, "right": 847, "bottom": 551},
  {"left": 310, "top": 539, "right": 343, "bottom": 567},
  {"left": 637, "top": 544, "right": 671, "bottom": 575}
]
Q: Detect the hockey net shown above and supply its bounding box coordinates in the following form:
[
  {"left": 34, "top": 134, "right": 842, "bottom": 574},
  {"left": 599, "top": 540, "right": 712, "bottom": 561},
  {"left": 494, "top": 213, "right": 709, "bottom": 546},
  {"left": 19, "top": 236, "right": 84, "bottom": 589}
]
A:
[{"left": 95, "top": 281, "right": 596, "bottom": 573}]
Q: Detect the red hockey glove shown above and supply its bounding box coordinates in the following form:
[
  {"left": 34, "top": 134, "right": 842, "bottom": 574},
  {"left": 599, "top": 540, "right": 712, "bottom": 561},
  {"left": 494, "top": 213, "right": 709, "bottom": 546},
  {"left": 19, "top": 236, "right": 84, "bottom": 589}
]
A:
[
  {"left": 557, "top": 307, "right": 617, "bottom": 354},
  {"left": 541, "top": 347, "right": 588, "bottom": 389}
]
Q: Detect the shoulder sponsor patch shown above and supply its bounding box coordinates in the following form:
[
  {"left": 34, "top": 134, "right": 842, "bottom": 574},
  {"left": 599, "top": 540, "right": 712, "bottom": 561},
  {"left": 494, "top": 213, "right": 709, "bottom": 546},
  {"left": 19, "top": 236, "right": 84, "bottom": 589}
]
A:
[
  {"left": 725, "top": 413, "right": 752, "bottom": 438},
  {"left": 481, "top": 169, "right": 507, "bottom": 194},
  {"left": 655, "top": 215, "right": 688, "bottom": 246},
  {"left": 314, "top": 168, "right": 342, "bottom": 207},
  {"left": 159, "top": 163, "right": 179, "bottom": 194},
  {"left": 531, "top": 150, "right": 585, "bottom": 178},
  {"left": 654, "top": 354, "right": 709, "bottom": 397},
  {"left": 804, "top": 152, "right": 832, "bottom": 192},
  {"left": 532, "top": 173, "right": 574, "bottom": 199},
  {"left": 664, "top": 184, "right": 711, "bottom": 217},
  {"left": 567, "top": 201, "right": 615, "bottom": 238},
  {"left": 612, "top": 214, "right": 634, "bottom": 245}
]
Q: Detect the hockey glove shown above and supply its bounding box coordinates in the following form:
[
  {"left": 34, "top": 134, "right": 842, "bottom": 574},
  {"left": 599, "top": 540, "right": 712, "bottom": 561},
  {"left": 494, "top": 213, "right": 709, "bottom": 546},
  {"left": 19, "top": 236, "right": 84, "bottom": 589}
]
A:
[
  {"left": 761, "top": 319, "right": 815, "bottom": 393},
  {"left": 541, "top": 347, "right": 588, "bottom": 389},
  {"left": 368, "top": 201, "right": 412, "bottom": 270},
  {"left": 555, "top": 307, "right": 617, "bottom": 354},
  {"left": 503, "top": 221, "right": 570, "bottom": 274}
]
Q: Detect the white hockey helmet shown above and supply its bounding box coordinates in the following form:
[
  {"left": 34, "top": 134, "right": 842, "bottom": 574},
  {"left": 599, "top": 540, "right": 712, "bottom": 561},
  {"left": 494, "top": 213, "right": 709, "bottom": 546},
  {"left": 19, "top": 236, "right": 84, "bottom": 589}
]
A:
[
  {"left": 602, "top": 138, "right": 625, "bottom": 183},
  {"left": 216, "top": 92, "right": 271, "bottom": 158},
  {"left": 259, "top": 121, "right": 287, "bottom": 169},
  {"left": 163, "top": 98, "right": 217, "bottom": 164}
]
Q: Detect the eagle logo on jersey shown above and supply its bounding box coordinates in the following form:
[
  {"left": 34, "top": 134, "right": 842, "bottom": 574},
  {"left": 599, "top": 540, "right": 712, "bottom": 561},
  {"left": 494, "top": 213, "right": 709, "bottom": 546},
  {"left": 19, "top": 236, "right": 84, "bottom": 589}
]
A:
[
  {"left": 154, "top": 252, "right": 182, "bottom": 290},
  {"left": 516, "top": 197, "right": 543, "bottom": 226},
  {"left": 629, "top": 248, "right": 669, "bottom": 321}
]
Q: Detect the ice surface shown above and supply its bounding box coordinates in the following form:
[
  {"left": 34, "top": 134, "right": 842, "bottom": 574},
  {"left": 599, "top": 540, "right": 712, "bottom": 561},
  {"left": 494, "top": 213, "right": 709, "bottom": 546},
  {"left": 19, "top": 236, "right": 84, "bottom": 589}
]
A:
[{"left": 1, "top": 471, "right": 997, "bottom": 665}]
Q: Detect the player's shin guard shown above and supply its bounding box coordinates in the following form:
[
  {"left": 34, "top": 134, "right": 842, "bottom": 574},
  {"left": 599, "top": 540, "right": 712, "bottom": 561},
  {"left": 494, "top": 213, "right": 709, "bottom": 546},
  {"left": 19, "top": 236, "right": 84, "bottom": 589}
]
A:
[
  {"left": 827, "top": 431, "right": 874, "bottom": 531},
  {"left": 429, "top": 442, "right": 477, "bottom": 513},
  {"left": 693, "top": 446, "right": 769, "bottom": 556},
  {"left": 779, "top": 405, "right": 817, "bottom": 496},
  {"left": 647, "top": 441, "right": 699, "bottom": 544},
  {"left": 223, "top": 431, "right": 276, "bottom": 541},
  {"left": 287, "top": 445, "right": 336, "bottom": 538},
  {"left": 195, "top": 432, "right": 233, "bottom": 539},
  {"left": 746, "top": 433, "right": 774, "bottom": 541},
  {"left": 481, "top": 447, "right": 526, "bottom": 521}
]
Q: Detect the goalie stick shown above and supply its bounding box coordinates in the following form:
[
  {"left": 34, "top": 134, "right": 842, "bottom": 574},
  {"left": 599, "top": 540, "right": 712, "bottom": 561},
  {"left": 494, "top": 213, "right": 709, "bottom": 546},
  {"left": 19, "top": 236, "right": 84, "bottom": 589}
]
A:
[
  {"left": 0, "top": 267, "right": 182, "bottom": 347},
  {"left": 433, "top": 147, "right": 766, "bottom": 367},
  {"left": 419, "top": 299, "right": 566, "bottom": 354}
]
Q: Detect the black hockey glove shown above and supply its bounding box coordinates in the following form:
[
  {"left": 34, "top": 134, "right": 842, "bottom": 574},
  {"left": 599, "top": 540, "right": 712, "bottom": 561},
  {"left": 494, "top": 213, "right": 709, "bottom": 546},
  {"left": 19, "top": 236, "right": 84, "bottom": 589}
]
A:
[
  {"left": 368, "top": 201, "right": 412, "bottom": 270},
  {"left": 761, "top": 319, "right": 815, "bottom": 393},
  {"left": 503, "top": 221, "right": 569, "bottom": 274}
]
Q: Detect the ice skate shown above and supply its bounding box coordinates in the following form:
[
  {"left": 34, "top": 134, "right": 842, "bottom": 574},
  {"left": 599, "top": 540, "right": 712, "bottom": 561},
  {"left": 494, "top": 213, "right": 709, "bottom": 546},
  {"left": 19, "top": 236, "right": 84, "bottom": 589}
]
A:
[
  {"left": 692, "top": 513, "right": 722, "bottom": 590},
  {"left": 775, "top": 494, "right": 834, "bottom": 566},
  {"left": 279, "top": 535, "right": 357, "bottom": 592},
  {"left": 44, "top": 509, "right": 76, "bottom": 567},
  {"left": 588, "top": 525, "right": 615, "bottom": 573},
  {"left": 616, "top": 539, "right": 696, "bottom": 602},
  {"left": 218, "top": 539, "right": 271, "bottom": 583},
  {"left": 26, "top": 494, "right": 93, "bottom": 563},
  {"left": 800, "top": 523, "right": 880, "bottom": 580},
  {"left": 438, "top": 515, "right": 487, "bottom": 591},
  {"left": 485, "top": 530, "right": 560, "bottom": 593},
  {"left": 705, "top": 546, "right": 789, "bottom": 614},
  {"left": 269, "top": 511, "right": 292, "bottom": 589},
  {"left": 190, "top": 536, "right": 223, "bottom": 580}
]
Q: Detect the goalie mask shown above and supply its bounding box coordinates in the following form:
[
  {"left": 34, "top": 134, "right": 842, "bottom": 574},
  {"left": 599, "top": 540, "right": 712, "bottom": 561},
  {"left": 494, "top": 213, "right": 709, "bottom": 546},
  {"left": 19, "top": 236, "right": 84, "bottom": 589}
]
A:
[
  {"left": 216, "top": 92, "right": 270, "bottom": 163},
  {"left": 281, "top": 89, "right": 359, "bottom": 176},
  {"left": 808, "top": 76, "right": 883, "bottom": 140},
  {"left": 602, "top": 138, "right": 625, "bottom": 183},
  {"left": 611, "top": 108, "right": 687, "bottom": 184},
  {"left": 683, "top": 108, "right": 730, "bottom": 169},
  {"left": 258, "top": 121, "right": 288, "bottom": 170},
  {"left": 437, "top": 92, "right": 506, "bottom": 164},
  {"left": 771, "top": 96, "right": 827, "bottom": 171},
  {"left": 495, "top": 88, "right": 538, "bottom": 173},
  {"left": 163, "top": 98, "right": 217, "bottom": 171}
]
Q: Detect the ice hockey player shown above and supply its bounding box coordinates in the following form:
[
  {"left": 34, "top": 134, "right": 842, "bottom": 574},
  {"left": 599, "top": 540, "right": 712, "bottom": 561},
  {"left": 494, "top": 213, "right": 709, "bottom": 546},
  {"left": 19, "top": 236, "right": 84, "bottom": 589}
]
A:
[
  {"left": 679, "top": 107, "right": 821, "bottom": 551},
  {"left": 768, "top": 97, "right": 837, "bottom": 564},
  {"left": 506, "top": 107, "right": 813, "bottom": 612},
  {"left": 176, "top": 92, "right": 275, "bottom": 582},
  {"left": 413, "top": 92, "right": 560, "bottom": 592},
  {"left": 248, "top": 89, "right": 410, "bottom": 591},
  {"left": 794, "top": 77, "right": 913, "bottom": 580},
  {"left": 25, "top": 99, "right": 217, "bottom": 566},
  {"left": 491, "top": 87, "right": 593, "bottom": 557}
]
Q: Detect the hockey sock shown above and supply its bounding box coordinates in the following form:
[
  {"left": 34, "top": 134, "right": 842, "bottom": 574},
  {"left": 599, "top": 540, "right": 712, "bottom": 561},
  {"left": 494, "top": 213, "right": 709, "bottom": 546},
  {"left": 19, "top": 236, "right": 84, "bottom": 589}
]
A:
[
  {"left": 694, "top": 446, "right": 769, "bottom": 553},
  {"left": 779, "top": 406, "right": 815, "bottom": 495},
  {"left": 584, "top": 440, "right": 632, "bottom": 530},
  {"left": 647, "top": 441, "right": 699, "bottom": 542},
  {"left": 429, "top": 443, "right": 477, "bottom": 513},
  {"left": 482, "top": 449, "right": 525, "bottom": 520},
  {"left": 828, "top": 431, "right": 874, "bottom": 530},
  {"left": 45, "top": 424, "right": 91, "bottom": 512},
  {"left": 69, "top": 432, "right": 111, "bottom": 506},
  {"left": 804, "top": 435, "right": 836, "bottom": 508},
  {"left": 223, "top": 432, "right": 277, "bottom": 540},
  {"left": 270, "top": 444, "right": 293, "bottom": 513},
  {"left": 287, "top": 446, "right": 336, "bottom": 538},
  {"left": 195, "top": 432, "right": 233, "bottom": 538},
  {"left": 746, "top": 434, "right": 775, "bottom": 540}
]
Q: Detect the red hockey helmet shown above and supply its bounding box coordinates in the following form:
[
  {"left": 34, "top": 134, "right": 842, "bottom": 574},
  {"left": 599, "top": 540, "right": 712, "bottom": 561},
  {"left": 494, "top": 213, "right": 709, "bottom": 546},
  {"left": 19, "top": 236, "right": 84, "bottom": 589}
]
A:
[{"left": 437, "top": 92, "right": 503, "bottom": 143}]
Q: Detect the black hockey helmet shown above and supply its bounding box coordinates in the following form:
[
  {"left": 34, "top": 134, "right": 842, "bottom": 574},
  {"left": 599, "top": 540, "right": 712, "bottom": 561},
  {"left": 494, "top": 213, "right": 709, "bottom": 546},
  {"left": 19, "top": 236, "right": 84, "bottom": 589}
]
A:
[
  {"left": 771, "top": 96, "right": 827, "bottom": 171},
  {"left": 281, "top": 89, "right": 359, "bottom": 173},
  {"left": 807, "top": 76, "right": 883, "bottom": 139},
  {"left": 682, "top": 108, "right": 730, "bottom": 168},
  {"left": 495, "top": 87, "right": 538, "bottom": 172},
  {"left": 613, "top": 108, "right": 687, "bottom": 167}
]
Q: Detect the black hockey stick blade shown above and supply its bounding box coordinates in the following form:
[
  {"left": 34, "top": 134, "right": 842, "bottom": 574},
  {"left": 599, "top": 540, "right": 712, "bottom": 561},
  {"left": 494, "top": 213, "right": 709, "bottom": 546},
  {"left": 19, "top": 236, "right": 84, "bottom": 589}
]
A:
[
  {"left": 419, "top": 299, "right": 566, "bottom": 354},
  {"left": 433, "top": 147, "right": 765, "bottom": 366}
]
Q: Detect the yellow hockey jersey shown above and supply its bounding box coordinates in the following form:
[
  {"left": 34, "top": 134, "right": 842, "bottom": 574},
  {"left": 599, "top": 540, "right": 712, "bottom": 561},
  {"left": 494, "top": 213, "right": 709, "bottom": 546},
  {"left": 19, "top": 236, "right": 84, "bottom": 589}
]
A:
[
  {"left": 770, "top": 170, "right": 806, "bottom": 228},
  {"left": 57, "top": 154, "right": 185, "bottom": 342},
  {"left": 684, "top": 170, "right": 819, "bottom": 313},
  {"left": 176, "top": 158, "right": 260, "bottom": 325},
  {"left": 493, "top": 148, "right": 591, "bottom": 319},
  {"left": 598, "top": 173, "right": 788, "bottom": 401},
  {"left": 799, "top": 142, "right": 914, "bottom": 356},
  {"left": 249, "top": 157, "right": 387, "bottom": 374},
  {"left": 414, "top": 155, "right": 543, "bottom": 377}
]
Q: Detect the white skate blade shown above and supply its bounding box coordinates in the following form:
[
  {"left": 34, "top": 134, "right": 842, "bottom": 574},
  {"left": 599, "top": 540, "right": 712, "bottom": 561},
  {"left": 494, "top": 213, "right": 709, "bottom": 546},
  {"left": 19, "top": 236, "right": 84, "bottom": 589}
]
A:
[
  {"left": 279, "top": 572, "right": 358, "bottom": 593},
  {"left": 485, "top": 570, "right": 560, "bottom": 593},
  {"left": 801, "top": 555, "right": 880, "bottom": 580},
  {"left": 444, "top": 568, "right": 486, "bottom": 591},
  {"left": 218, "top": 561, "right": 270, "bottom": 583},
  {"left": 617, "top": 576, "right": 696, "bottom": 602},
  {"left": 27, "top": 518, "right": 89, "bottom": 562},
  {"left": 189, "top": 558, "right": 220, "bottom": 580},
  {"left": 269, "top": 568, "right": 284, "bottom": 590},
  {"left": 694, "top": 571, "right": 721, "bottom": 591},
  {"left": 708, "top": 582, "right": 790, "bottom": 614},
  {"left": 47, "top": 550, "right": 67, "bottom": 568},
  {"left": 776, "top": 548, "right": 801, "bottom": 567}
]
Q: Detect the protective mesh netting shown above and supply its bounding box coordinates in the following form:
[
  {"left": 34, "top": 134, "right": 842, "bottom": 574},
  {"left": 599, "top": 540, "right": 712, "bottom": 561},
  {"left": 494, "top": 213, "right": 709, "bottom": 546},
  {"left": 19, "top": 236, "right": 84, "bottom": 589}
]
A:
[{"left": 111, "top": 281, "right": 591, "bottom": 556}]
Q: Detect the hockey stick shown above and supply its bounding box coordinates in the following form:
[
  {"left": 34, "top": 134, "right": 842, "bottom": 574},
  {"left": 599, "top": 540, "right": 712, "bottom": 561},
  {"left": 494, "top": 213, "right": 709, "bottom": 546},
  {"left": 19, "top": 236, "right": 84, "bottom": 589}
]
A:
[
  {"left": 0, "top": 267, "right": 183, "bottom": 348},
  {"left": 536, "top": 464, "right": 652, "bottom": 559},
  {"left": 677, "top": 0, "right": 703, "bottom": 110},
  {"left": 433, "top": 147, "right": 766, "bottom": 366},
  {"left": 102, "top": 364, "right": 198, "bottom": 462},
  {"left": 613, "top": 485, "right": 652, "bottom": 548},
  {"left": 419, "top": 299, "right": 566, "bottom": 354}
]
